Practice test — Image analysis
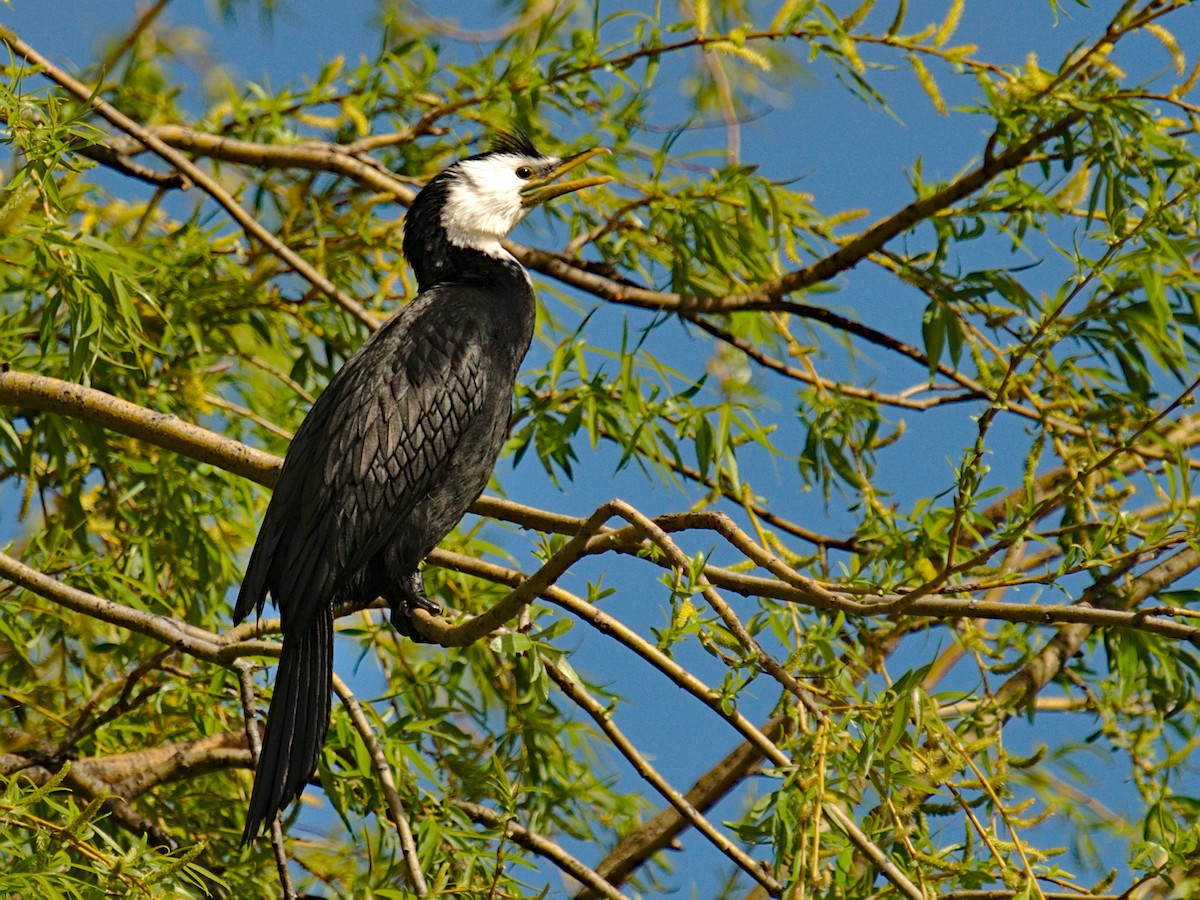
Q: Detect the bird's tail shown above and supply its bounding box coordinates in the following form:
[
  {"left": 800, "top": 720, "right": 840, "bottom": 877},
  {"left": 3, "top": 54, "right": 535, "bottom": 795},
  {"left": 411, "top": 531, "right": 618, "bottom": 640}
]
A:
[{"left": 241, "top": 609, "right": 333, "bottom": 844}]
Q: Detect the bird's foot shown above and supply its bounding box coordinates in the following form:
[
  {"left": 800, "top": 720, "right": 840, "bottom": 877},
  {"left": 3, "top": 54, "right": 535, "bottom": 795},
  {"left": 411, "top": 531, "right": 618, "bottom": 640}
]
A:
[{"left": 388, "top": 570, "right": 443, "bottom": 643}]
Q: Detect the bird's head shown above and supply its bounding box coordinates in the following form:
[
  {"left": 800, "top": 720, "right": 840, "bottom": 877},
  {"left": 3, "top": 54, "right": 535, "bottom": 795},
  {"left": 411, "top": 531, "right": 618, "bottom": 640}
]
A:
[{"left": 405, "top": 131, "right": 611, "bottom": 273}]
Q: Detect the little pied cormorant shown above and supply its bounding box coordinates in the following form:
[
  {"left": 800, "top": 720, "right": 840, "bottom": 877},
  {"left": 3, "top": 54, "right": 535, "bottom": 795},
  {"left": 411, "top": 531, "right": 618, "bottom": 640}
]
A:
[{"left": 234, "top": 131, "right": 610, "bottom": 842}]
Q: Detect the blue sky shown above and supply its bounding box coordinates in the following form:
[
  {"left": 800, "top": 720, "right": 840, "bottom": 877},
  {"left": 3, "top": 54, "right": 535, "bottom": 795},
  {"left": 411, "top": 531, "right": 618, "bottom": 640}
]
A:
[{"left": 4, "top": 0, "right": 1200, "bottom": 895}]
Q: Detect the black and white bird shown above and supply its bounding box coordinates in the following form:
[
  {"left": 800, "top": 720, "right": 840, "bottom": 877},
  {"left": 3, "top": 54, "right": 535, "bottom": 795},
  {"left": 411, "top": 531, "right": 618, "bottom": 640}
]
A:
[{"left": 234, "top": 131, "right": 610, "bottom": 842}]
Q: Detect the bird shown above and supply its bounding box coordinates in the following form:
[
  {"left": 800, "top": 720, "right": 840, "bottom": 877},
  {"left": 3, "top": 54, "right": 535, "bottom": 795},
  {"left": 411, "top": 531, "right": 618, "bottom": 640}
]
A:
[{"left": 233, "top": 130, "right": 610, "bottom": 842}]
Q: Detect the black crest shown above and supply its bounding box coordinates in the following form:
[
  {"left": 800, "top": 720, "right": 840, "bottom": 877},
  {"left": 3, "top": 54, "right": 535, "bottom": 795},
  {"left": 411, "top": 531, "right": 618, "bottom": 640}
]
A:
[{"left": 488, "top": 129, "right": 541, "bottom": 158}]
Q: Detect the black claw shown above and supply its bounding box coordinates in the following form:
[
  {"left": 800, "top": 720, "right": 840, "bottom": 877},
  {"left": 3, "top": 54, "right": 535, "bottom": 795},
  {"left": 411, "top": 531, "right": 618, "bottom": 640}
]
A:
[{"left": 389, "top": 570, "right": 442, "bottom": 642}]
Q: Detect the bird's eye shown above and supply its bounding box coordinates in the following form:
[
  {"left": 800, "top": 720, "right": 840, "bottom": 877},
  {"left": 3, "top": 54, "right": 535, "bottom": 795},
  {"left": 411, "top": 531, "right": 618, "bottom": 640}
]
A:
[{"left": 515, "top": 166, "right": 534, "bottom": 180}]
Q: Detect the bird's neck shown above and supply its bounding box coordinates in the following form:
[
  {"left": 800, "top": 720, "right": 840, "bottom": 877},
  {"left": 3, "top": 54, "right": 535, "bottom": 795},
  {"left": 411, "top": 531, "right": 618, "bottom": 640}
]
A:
[
  {"left": 407, "top": 232, "right": 533, "bottom": 297},
  {"left": 403, "top": 183, "right": 534, "bottom": 297}
]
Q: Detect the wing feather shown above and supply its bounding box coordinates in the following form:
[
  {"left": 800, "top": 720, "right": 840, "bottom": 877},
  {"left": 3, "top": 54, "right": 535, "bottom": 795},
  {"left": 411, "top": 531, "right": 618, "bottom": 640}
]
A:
[{"left": 234, "top": 288, "right": 489, "bottom": 628}]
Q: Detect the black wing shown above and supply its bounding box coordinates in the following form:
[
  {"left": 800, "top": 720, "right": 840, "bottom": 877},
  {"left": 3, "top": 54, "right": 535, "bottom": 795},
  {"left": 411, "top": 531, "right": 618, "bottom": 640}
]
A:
[{"left": 234, "top": 287, "right": 489, "bottom": 630}]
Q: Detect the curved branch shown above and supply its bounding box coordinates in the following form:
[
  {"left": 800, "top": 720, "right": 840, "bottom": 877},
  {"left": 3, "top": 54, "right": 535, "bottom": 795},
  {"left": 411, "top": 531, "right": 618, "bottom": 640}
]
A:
[
  {"left": 599, "top": 500, "right": 823, "bottom": 716},
  {"left": 5, "top": 363, "right": 1198, "bottom": 647},
  {"left": 424, "top": 548, "right": 791, "bottom": 768}
]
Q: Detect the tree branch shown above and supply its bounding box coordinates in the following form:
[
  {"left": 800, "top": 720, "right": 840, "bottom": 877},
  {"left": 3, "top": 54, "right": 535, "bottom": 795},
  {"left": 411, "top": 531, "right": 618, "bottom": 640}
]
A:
[
  {"left": 0, "top": 27, "right": 380, "bottom": 330},
  {"left": 0, "top": 369, "right": 281, "bottom": 488},
  {"left": 0, "top": 731, "right": 249, "bottom": 796},
  {"left": 129, "top": 124, "right": 413, "bottom": 201}
]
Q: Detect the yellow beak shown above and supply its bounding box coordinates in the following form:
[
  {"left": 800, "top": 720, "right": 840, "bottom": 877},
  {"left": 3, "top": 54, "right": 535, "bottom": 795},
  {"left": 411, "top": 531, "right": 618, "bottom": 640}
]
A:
[{"left": 519, "top": 147, "right": 612, "bottom": 208}]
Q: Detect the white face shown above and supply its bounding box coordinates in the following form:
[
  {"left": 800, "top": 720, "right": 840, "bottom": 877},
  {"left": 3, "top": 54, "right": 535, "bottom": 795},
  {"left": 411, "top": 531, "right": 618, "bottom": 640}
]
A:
[{"left": 440, "top": 153, "right": 559, "bottom": 258}]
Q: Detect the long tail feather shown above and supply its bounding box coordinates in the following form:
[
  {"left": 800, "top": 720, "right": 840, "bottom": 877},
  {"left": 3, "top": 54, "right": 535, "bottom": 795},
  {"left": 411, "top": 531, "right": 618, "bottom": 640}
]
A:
[{"left": 242, "top": 610, "right": 333, "bottom": 843}]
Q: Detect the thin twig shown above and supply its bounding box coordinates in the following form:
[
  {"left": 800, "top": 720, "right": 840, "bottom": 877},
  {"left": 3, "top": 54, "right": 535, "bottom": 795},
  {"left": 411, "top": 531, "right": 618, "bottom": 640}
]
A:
[
  {"left": 576, "top": 714, "right": 791, "bottom": 898},
  {"left": 451, "top": 800, "right": 629, "bottom": 900},
  {"left": 100, "top": 0, "right": 172, "bottom": 74},
  {"left": 687, "top": 314, "right": 981, "bottom": 411},
  {"left": 330, "top": 674, "right": 427, "bottom": 897},
  {"left": 543, "top": 660, "right": 784, "bottom": 897}
]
